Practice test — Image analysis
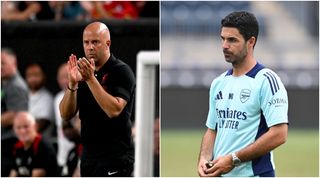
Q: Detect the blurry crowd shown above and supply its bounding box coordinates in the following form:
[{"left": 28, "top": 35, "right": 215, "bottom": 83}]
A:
[
  {"left": 1, "top": 47, "right": 82, "bottom": 176},
  {"left": 1, "top": 1, "right": 158, "bottom": 21},
  {"left": 1, "top": 47, "right": 160, "bottom": 177}
]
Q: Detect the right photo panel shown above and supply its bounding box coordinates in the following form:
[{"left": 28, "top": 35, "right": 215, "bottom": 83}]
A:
[{"left": 161, "top": 1, "right": 319, "bottom": 177}]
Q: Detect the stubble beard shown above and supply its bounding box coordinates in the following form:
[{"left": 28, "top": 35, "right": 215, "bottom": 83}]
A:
[{"left": 224, "top": 45, "right": 248, "bottom": 66}]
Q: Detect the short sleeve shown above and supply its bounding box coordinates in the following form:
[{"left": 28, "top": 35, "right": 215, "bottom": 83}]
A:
[
  {"left": 260, "top": 70, "right": 288, "bottom": 127},
  {"left": 206, "top": 81, "right": 218, "bottom": 130},
  {"left": 5, "top": 84, "right": 28, "bottom": 111},
  {"left": 111, "top": 65, "right": 135, "bottom": 101}
]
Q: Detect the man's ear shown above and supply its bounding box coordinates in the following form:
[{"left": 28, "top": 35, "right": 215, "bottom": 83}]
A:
[
  {"left": 248, "top": 36, "right": 256, "bottom": 48},
  {"left": 106, "top": 40, "right": 111, "bottom": 48}
]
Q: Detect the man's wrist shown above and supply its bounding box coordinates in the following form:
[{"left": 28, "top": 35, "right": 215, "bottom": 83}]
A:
[
  {"left": 231, "top": 152, "right": 241, "bottom": 166},
  {"left": 85, "top": 75, "right": 96, "bottom": 84},
  {"left": 200, "top": 155, "right": 211, "bottom": 162},
  {"left": 67, "top": 83, "right": 78, "bottom": 92},
  {"left": 69, "top": 82, "right": 78, "bottom": 88}
]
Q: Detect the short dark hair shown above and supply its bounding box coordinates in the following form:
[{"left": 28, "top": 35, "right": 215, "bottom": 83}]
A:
[{"left": 221, "top": 11, "right": 259, "bottom": 46}]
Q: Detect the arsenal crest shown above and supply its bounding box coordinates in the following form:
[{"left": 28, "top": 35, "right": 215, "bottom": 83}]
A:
[{"left": 240, "top": 89, "right": 251, "bottom": 103}]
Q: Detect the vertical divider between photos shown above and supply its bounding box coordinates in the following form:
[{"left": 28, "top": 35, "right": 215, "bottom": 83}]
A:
[{"left": 134, "top": 51, "right": 160, "bottom": 177}]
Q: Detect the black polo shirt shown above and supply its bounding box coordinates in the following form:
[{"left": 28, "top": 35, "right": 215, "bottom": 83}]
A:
[{"left": 77, "top": 54, "right": 135, "bottom": 163}]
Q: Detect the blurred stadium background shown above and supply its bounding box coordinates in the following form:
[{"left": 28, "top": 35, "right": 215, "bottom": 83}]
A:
[
  {"left": 2, "top": 1, "right": 159, "bottom": 177},
  {"left": 161, "top": 1, "right": 319, "bottom": 177}
]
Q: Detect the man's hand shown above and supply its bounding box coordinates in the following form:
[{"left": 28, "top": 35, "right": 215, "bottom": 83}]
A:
[
  {"left": 204, "top": 154, "right": 234, "bottom": 176},
  {"left": 77, "top": 57, "right": 95, "bottom": 81},
  {"left": 198, "top": 129, "right": 216, "bottom": 177},
  {"left": 198, "top": 158, "right": 210, "bottom": 177},
  {"left": 68, "top": 54, "right": 82, "bottom": 88}
]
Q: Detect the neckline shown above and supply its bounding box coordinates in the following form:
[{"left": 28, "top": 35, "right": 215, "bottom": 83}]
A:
[{"left": 225, "top": 62, "right": 265, "bottom": 78}]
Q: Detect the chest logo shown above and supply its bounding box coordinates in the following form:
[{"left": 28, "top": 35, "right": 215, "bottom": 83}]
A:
[
  {"left": 240, "top": 89, "right": 251, "bottom": 103},
  {"left": 101, "top": 73, "right": 109, "bottom": 90},
  {"left": 215, "top": 91, "right": 223, "bottom": 100},
  {"left": 102, "top": 74, "right": 109, "bottom": 84}
]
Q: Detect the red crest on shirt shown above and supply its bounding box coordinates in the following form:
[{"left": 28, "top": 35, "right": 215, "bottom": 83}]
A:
[
  {"left": 102, "top": 74, "right": 109, "bottom": 90},
  {"left": 102, "top": 74, "right": 108, "bottom": 83}
]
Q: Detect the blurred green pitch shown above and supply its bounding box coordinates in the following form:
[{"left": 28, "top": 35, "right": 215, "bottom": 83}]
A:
[{"left": 161, "top": 129, "right": 319, "bottom": 177}]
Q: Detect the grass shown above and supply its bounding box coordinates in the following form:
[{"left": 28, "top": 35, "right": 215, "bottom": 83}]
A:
[{"left": 161, "top": 129, "right": 319, "bottom": 177}]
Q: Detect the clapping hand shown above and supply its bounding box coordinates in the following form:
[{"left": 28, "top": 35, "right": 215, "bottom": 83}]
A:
[
  {"left": 67, "top": 54, "right": 83, "bottom": 88},
  {"left": 77, "top": 57, "right": 95, "bottom": 82}
]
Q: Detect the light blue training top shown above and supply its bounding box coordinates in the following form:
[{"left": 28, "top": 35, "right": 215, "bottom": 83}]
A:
[{"left": 206, "top": 63, "right": 288, "bottom": 176}]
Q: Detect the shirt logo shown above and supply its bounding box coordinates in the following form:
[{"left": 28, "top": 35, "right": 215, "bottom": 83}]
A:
[
  {"left": 215, "top": 91, "right": 223, "bottom": 100},
  {"left": 240, "top": 89, "right": 251, "bottom": 103},
  {"left": 268, "top": 98, "right": 287, "bottom": 107},
  {"left": 102, "top": 74, "right": 109, "bottom": 84},
  {"left": 101, "top": 73, "right": 109, "bottom": 90},
  {"left": 228, "top": 93, "right": 234, "bottom": 100},
  {"left": 108, "top": 171, "right": 118, "bottom": 176}
]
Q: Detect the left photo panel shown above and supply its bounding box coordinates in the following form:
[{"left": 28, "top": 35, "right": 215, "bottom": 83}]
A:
[{"left": 1, "top": 1, "right": 159, "bottom": 177}]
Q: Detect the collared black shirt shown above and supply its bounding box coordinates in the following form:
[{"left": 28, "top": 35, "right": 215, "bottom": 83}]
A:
[{"left": 77, "top": 54, "right": 135, "bottom": 163}]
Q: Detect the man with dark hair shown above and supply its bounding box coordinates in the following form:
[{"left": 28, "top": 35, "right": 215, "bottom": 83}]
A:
[
  {"left": 221, "top": 11, "right": 259, "bottom": 48},
  {"left": 198, "top": 11, "right": 288, "bottom": 177},
  {"left": 59, "top": 21, "right": 135, "bottom": 177},
  {"left": 25, "top": 63, "right": 54, "bottom": 139}
]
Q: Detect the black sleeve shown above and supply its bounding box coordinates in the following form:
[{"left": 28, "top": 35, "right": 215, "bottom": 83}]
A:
[{"left": 111, "top": 65, "right": 135, "bottom": 101}]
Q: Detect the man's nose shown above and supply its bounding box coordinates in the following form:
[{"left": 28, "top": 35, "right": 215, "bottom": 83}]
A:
[
  {"left": 222, "top": 41, "right": 229, "bottom": 49},
  {"left": 88, "top": 43, "right": 94, "bottom": 50}
]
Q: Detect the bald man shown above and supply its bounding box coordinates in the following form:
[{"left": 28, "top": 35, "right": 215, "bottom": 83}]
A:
[
  {"left": 10, "top": 112, "right": 58, "bottom": 177},
  {"left": 60, "top": 22, "right": 135, "bottom": 176}
]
